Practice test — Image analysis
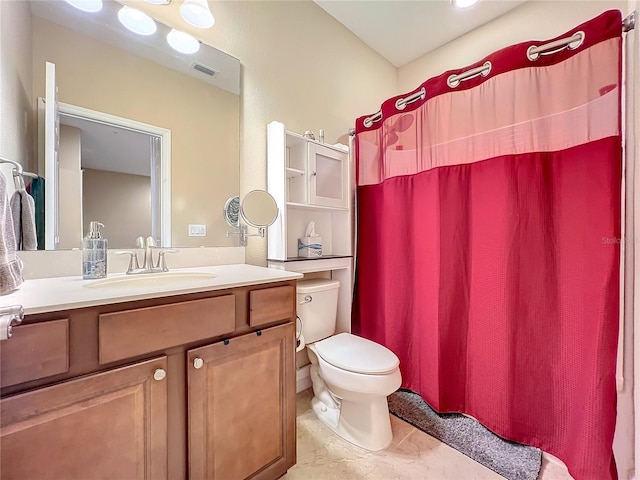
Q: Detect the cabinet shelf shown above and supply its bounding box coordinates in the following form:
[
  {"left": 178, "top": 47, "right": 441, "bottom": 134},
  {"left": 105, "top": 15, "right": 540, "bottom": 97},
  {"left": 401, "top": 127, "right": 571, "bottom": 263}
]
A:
[
  {"left": 285, "top": 167, "right": 305, "bottom": 178},
  {"left": 286, "top": 202, "right": 348, "bottom": 212},
  {"left": 284, "top": 255, "right": 352, "bottom": 262},
  {"left": 268, "top": 256, "right": 352, "bottom": 274}
]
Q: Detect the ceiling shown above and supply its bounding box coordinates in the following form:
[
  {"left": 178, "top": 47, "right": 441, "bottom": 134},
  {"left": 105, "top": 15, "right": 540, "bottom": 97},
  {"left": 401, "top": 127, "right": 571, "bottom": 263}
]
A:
[
  {"left": 60, "top": 115, "right": 153, "bottom": 177},
  {"left": 314, "top": 0, "right": 528, "bottom": 67}
]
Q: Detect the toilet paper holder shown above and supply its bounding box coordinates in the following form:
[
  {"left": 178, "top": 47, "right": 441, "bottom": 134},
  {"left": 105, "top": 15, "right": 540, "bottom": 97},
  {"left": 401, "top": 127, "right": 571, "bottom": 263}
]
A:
[{"left": 296, "top": 315, "right": 305, "bottom": 353}]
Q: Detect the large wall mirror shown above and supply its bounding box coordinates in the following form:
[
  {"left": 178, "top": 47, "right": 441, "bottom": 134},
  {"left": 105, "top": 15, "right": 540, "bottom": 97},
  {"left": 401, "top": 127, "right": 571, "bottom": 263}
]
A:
[{"left": 11, "top": 0, "right": 240, "bottom": 249}]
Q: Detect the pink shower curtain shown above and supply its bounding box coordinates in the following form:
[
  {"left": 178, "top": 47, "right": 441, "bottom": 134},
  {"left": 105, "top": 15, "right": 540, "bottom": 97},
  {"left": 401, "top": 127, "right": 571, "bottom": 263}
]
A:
[{"left": 353, "top": 11, "right": 622, "bottom": 480}]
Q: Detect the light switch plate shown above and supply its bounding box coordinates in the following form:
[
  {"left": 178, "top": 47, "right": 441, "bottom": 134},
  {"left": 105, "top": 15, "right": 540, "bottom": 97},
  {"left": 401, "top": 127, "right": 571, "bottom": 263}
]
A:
[{"left": 188, "top": 224, "right": 206, "bottom": 237}]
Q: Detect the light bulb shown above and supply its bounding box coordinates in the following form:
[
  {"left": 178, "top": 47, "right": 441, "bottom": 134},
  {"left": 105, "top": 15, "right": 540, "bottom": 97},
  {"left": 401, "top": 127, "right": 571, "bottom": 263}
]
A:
[
  {"left": 64, "top": 0, "right": 103, "bottom": 13},
  {"left": 451, "top": 0, "right": 480, "bottom": 8},
  {"left": 180, "top": 0, "right": 215, "bottom": 29},
  {"left": 118, "top": 6, "right": 157, "bottom": 36},
  {"left": 167, "top": 29, "right": 200, "bottom": 54}
]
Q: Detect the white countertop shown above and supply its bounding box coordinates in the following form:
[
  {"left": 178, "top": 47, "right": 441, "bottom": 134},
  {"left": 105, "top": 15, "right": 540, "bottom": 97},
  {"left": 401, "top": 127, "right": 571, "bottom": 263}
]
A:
[{"left": 0, "top": 264, "right": 303, "bottom": 315}]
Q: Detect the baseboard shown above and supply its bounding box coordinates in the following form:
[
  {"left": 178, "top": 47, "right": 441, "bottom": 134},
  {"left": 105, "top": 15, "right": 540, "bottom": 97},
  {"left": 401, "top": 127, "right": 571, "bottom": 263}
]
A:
[{"left": 296, "top": 364, "right": 311, "bottom": 393}]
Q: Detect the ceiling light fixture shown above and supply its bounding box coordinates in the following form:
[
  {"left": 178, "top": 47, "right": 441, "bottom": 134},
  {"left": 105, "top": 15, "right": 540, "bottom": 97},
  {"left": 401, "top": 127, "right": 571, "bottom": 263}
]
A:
[
  {"left": 167, "top": 29, "right": 200, "bottom": 54},
  {"left": 118, "top": 6, "right": 158, "bottom": 36},
  {"left": 63, "top": 0, "right": 103, "bottom": 13},
  {"left": 451, "top": 0, "right": 480, "bottom": 8},
  {"left": 180, "top": 0, "right": 215, "bottom": 29}
]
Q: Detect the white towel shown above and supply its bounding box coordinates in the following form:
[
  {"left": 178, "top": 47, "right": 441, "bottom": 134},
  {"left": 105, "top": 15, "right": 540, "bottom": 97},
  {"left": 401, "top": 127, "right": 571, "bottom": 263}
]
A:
[
  {"left": 0, "top": 175, "right": 23, "bottom": 294},
  {"left": 10, "top": 188, "right": 37, "bottom": 250}
]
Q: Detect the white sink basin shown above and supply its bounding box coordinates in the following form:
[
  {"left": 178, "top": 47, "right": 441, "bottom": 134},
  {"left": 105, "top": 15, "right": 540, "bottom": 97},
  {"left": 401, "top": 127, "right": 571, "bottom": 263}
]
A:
[{"left": 84, "top": 272, "right": 217, "bottom": 289}]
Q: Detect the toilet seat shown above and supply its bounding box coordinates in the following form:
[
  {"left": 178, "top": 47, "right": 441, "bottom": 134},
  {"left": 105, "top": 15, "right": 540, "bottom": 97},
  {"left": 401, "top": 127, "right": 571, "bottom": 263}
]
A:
[{"left": 314, "top": 333, "right": 400, "bottom": 375}]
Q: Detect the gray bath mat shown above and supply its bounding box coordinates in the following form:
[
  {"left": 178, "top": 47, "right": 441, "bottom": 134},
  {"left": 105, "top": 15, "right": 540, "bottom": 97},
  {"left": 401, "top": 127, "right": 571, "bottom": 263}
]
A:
[{"left": 388, "top": 389, "right": 542, "bottom": 480}]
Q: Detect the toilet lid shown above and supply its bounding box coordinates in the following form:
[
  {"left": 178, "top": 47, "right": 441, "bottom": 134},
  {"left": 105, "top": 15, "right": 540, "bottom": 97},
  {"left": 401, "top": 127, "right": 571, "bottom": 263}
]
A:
[{"left": 314, "top": 333, "right": 400, "bottom": 375}]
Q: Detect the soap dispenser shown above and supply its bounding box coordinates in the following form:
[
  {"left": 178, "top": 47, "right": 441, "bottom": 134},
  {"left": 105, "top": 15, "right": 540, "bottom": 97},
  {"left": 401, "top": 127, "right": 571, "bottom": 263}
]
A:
[{"left": 83, "top": 221, "right": 107, "bottom": 279}]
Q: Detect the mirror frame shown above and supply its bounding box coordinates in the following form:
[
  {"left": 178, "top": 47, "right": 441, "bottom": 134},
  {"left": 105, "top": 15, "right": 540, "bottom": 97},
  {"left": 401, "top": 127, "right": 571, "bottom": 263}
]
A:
[{"left": 54, "top": 101, "right": 172, "bottom": 247}]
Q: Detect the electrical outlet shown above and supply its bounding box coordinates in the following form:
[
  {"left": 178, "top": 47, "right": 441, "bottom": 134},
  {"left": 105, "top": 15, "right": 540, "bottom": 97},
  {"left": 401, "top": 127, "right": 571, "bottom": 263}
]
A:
[{"left": 188, "top": 224, "right": 206, "bottom": 237}]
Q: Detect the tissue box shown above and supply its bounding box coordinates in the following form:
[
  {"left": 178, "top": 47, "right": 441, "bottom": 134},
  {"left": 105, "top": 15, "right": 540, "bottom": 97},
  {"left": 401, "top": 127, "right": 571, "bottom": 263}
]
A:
[{"left": 298, "top": 236, "right": 322, "bottom": 258}]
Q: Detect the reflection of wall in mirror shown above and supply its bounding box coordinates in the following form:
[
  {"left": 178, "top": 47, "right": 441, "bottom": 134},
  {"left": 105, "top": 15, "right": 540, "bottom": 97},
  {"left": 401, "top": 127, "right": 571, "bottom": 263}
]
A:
[
  {"left": 83, "top": 169, "right": 151, "bottom": 250},
  {"left": 58, "top": 125, "right": 82, "bottom": 249},
  {"left": 30, "top": 15, "right": 239, "bottom": 248}
]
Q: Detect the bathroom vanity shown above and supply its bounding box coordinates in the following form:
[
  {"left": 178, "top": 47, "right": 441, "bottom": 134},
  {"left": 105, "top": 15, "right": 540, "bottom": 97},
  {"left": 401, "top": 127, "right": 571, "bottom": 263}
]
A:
[{"left": 0, "top": 265, "right": 301, "bottom": 480}]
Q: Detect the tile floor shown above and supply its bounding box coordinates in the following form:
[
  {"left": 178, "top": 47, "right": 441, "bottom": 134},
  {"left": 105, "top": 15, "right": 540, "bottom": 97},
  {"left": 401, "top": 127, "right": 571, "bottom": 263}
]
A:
[{"left": 282, "top": 389, "right": 574, "bottom": 480}]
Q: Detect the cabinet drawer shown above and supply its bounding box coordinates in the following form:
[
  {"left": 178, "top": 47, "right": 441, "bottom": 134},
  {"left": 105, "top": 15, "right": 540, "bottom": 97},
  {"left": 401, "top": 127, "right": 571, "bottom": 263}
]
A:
[
  {"left": 0, "top": 319, "right": 69, "bottom": 388},
  {"left": 249, "top": 286, "right": 295, "bottom": 328},
  {"left": 99, "top": 295, "right": 236, "bottom": 364}
]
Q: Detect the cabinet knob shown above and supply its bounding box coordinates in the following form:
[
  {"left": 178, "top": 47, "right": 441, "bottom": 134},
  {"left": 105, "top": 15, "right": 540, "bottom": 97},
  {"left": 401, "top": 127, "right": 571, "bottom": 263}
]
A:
[
  {"left": 153, "top": 368, "right": 166, "bottom": 381},
  {"left": 193, "top": 357, "right": 204, "bottom": 369}
]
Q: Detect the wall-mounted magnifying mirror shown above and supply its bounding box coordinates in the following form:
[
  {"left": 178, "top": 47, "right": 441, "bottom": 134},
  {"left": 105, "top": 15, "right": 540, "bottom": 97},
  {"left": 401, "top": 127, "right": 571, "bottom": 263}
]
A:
[
  {"left": 224, "top": 190, "right": 278, "bottom": 246},
  {"left": 223, "top": 195, "right": 240, "bottom": 228},
  {"left": 241, "top": 190, "right": 278, "bottom": 228}
]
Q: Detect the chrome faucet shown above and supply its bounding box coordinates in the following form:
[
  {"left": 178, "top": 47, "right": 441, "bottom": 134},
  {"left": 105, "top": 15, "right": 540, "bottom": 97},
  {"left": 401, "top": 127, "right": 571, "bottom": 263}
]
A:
[
  {"left": 138, "top": 236, "right": 156, "bottom": 271},
  {"left": 114, "top": 237, "right": 178, "bottom": 274}
]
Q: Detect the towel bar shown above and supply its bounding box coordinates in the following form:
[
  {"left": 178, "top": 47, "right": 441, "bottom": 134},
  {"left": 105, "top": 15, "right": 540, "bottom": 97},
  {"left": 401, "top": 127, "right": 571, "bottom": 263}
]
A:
[{"left": 0, "top": 305, "right": 24, "bottom": 341}]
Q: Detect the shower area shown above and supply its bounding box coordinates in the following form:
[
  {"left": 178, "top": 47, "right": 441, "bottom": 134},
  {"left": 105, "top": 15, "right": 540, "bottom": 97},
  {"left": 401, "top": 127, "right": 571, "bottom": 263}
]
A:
[{"left": 352, "top": 9, "right": 638, "bottom": 480}]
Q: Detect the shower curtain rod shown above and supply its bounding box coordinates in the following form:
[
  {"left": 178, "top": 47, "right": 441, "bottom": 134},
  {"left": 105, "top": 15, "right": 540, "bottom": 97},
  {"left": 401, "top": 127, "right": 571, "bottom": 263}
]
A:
[
  {"left": 348, "top": 13, "right": 637, "bottom": 137},
  {"left": 623, "top": 11, "right": 636, "bottom": 32}
]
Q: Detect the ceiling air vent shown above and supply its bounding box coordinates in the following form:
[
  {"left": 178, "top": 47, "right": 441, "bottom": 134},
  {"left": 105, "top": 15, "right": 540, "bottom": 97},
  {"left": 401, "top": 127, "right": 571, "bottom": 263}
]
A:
[{"left": 190, "top": 62, "right": 219, "bottom": 78}]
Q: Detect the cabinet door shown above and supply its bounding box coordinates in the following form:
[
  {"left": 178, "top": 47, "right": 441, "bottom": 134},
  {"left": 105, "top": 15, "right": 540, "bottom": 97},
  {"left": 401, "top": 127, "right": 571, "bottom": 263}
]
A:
[
  {"left": 188, "top": 323, "right": 295, "bottom": 480},
  {"left": 308, "top": 143, "right": 348, "bottom": 208},
  {"left": 1, "top": 356, "right": 168, "bottom": 480}
]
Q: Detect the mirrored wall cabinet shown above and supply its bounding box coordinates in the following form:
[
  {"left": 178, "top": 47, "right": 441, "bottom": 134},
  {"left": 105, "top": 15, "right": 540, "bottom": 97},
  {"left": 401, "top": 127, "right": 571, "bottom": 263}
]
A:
[{"left": 283, "top": 131, "right": 349, "bottom": 209}]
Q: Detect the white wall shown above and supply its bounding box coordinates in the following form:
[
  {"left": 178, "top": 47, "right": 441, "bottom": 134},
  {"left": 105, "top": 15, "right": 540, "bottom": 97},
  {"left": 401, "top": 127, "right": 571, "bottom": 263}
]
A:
[
  {"left": 124, "top": 0, "right": 399, "bottom": 265},
  {"left": 399, "top": 1, "right": 627, "bottom": 92},
  {"left": 0, "top": 0, "right": 33, "bottom": 170},
  {"left": 210, "top": 1, "right": 398, "bottom": 265},
  {"left": 398, "top": 2, "right": 634, "bottom": 478}
]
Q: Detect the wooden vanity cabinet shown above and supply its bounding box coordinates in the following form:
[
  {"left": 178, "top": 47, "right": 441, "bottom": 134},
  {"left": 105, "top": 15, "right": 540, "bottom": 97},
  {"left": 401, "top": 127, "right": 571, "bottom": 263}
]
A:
[
  {"left": 188, "top": 322, "right": 295, "bottom": 480},
  {"left": 1, "top": 356, "right": 168, "bottom": 480},
  {"left": 0, "top": 281, "right": 297, "bottom": 480}
]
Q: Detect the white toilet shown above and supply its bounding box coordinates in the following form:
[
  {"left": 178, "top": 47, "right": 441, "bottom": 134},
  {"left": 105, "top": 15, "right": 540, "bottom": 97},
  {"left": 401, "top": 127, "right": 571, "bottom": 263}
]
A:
[{"left": 297, "top": 279, "right": 402, "bottom": 451}]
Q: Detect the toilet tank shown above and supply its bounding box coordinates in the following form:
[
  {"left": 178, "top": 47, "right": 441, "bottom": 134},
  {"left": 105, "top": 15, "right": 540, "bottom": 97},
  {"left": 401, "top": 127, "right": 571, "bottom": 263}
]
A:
[{"left": 297, "top": 279, "right": 340, "bottom": 343}]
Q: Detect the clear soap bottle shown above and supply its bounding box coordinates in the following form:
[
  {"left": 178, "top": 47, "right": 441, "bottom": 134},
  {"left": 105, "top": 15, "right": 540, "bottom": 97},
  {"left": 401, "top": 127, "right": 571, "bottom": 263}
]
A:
[{"left": 82, "top": 221, "right": 107, "bottom": 279}]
